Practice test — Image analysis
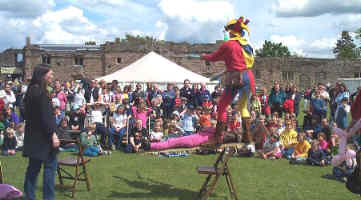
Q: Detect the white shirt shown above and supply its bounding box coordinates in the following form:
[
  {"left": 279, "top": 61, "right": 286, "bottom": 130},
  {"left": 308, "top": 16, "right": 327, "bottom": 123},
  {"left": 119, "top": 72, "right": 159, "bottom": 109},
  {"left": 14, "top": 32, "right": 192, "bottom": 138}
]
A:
[
  {"left": 113, "top": 112, "right": 127, "bottom": 128},
  {"left": 91, "top": 110, "right": 103, "bottom": 123},
  {"left": 52, "top": 97, "right": 60, "bottom": 108},
  {"left": 72, "top": 92, "right": 86, "bottom": 107},
  {"left": 0, "top": 90, "right": 16, "bottom": 105},
  {"left": 150, "top": 131, "right": 163, "bottom": 141}
]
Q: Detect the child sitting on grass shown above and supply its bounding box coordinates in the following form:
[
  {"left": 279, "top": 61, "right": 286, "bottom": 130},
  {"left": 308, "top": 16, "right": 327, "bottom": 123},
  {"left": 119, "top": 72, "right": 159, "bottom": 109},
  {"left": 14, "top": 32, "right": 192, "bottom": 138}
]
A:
[
  {"left": 318, "top": 132, "right": 330, "bottom": 154},
  {"left": 261, "top": 134, "right": 282, "bottom": 160},
  {"left": 290, "top": 132, "right": 311, "bottom": 164},
  {"left": 2, "top": 128, "right": 17, "bottom": 156},
  {"left": 280, "top": 120, "right": 298, "bottom": 159},
  {"left": 307, "top": 141, "right": 327, "bottom": 166},
  {"left": 150, "top": 120, "right": 164, "bottom": 142},
  {"left": 15, "top": 123, "right": 24, "bottom": 151},
  {"left": 81, "top": 123, "right": 108, "bottom": 156}
]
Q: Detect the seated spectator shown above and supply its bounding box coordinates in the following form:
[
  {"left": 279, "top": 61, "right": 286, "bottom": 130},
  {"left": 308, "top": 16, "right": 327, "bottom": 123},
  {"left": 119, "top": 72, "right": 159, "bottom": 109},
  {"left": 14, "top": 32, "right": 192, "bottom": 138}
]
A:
[
  {"left": 332, "top": 144, "right": 357, "bottom": 181},
  {"left": 14, "top": 123, "right": 24, "bottom": 151},
  {"left": 290, "top": 133, "right": 311, "bottom": 164},
  {"left": 54, "top": 106, "right": 64, "bottom": 126},
  {"left": 250, "top": 95, "right": 261, "bottom": 117},
  {"left": 126, "top": 120, "right": 150, "bottom": 153},
  {"left": 150, "top": 120, "right": 164, "bottom": 142},
  {"left": 318, "top": 132, "right": 330, "bottom": 154},
  {"left": 80, "top": 123, "right": 107, "bottom": 156},
  {"left": 132, "top": 98, "right": 152, "bottom": 129},
  {"left": 180, "top": 105, "right": 197, "bottom": 136},
  {"left": 2, "top": 106, "right": 20, "bottom": 128},
  {"left": 56, "top": 119, "right": 78, "bottom": 152},
  {"left": 304, "top": 115, "right": 322, "bottom": 140},
  {"left": 252, "top": 115, "right": 269, "bottom": 151},
  {"left": 307, "top": 141, "right": 327, "bottom": 166},
  {"left": 280, "top": 120, "right": 298, "bottom": 159},
  {"left": 261, "top": 134, "right": 282, "bottom": 160},
  {"left": 2, "top": 128, "right": 16, "bottom": 156},
  {"left": 89, "top": 103, "right": 109, "bottom": 148},
  {"left": 109, "top": 105, "right": 129, "bottom": 150},
  {"left": 69, "top": 105, "right": 85, "bottom": 130},
  {"left": 200, "top": 107, "right": 212, "bottom": 129}
]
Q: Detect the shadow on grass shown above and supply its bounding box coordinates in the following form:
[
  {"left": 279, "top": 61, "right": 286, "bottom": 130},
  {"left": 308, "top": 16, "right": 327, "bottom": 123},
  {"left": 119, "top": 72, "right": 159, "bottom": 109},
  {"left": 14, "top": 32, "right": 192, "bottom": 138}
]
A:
[{"left": 109, "top": 175, "right": 219, "bottom": 200}]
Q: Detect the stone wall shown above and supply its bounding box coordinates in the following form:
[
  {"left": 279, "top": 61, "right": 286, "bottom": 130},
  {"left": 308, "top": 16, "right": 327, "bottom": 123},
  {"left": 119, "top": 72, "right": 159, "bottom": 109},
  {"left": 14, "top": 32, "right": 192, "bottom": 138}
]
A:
[{"left": 1, "top": 38, "right": 361, "bottom": 90}]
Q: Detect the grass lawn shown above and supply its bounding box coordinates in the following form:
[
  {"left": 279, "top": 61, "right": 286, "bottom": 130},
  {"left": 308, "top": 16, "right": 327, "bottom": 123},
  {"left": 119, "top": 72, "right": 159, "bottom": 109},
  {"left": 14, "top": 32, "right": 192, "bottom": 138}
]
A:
[{"left": 1, "top": 151, "right": 359, "bottom": 200}]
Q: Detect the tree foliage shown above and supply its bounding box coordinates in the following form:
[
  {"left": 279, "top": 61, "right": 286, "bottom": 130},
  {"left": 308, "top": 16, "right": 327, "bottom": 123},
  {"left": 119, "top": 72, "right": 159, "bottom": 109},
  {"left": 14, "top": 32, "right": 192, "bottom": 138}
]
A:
[
  {"left": 333, "top": 31, "right": 360, "bottom": 59},
  {"left": 256, "top": 40, "right": 291, "bottom": 57}
]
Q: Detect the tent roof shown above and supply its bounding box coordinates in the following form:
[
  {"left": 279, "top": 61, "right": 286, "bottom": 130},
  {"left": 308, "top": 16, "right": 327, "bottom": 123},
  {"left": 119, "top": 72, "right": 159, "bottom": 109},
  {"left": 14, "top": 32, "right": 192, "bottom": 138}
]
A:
[{"left": 96, "top": 51, "right": 210, "bottom": 83}]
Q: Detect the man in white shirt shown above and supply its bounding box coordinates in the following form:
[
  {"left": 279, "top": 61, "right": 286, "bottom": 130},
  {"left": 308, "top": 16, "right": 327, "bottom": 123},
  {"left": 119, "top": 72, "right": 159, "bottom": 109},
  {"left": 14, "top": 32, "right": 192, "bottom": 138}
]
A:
[{"left": 0, "top": 83, "right": 16, "bottom": 106}]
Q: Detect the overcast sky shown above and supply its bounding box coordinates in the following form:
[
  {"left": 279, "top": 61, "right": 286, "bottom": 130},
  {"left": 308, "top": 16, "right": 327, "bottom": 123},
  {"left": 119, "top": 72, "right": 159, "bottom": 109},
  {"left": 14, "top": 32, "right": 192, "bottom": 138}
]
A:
[{"left": 1, "top": 0, "right": 361, "bottom": 58}]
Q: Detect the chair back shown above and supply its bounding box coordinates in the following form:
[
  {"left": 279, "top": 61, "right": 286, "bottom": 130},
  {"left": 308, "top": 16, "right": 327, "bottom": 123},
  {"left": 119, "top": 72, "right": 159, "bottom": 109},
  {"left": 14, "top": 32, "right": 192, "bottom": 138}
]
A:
[{"left": 0, "top": 161, "right": 3, "bottom": 184}]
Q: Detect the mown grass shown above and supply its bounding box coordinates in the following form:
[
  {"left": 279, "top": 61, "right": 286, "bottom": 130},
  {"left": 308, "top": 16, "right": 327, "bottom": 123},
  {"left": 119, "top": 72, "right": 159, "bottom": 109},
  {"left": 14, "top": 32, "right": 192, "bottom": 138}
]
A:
[{"left": 1, "top": 151, "right": 359, "bottom": 200}]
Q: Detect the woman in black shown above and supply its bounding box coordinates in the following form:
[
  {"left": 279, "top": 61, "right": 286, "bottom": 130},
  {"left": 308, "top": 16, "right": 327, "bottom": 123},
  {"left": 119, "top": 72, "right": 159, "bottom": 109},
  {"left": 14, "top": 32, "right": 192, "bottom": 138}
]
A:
[{"left": 23, "top": 65, "right": 60, "bottom": 200}]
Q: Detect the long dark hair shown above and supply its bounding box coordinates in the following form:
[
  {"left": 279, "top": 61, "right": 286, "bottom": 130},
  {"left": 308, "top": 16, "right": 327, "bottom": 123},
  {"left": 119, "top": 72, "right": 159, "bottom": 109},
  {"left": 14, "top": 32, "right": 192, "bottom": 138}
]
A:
[{"left": 24, "top": 64, "right": 51, "bottom": 100}]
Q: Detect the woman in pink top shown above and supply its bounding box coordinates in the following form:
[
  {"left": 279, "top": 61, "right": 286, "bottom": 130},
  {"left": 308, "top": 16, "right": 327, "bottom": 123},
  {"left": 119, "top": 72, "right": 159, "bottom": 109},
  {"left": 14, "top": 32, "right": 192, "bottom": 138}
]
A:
[
  {"left": 55, "top": 80, "right": 67, "bottom": 112},
  {"left": 317, "top": 132, "right": 329, "bottom": 151},
  {"left": 132, "top": 99, "right": 152, "bottom": 129}
]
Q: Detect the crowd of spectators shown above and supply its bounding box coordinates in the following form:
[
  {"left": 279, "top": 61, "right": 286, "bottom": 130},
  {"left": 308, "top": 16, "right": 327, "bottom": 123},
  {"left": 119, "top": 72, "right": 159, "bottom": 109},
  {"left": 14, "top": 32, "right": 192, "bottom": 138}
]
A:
[{"left": 0, "top": 77, "right": 359, "bottom": 181}]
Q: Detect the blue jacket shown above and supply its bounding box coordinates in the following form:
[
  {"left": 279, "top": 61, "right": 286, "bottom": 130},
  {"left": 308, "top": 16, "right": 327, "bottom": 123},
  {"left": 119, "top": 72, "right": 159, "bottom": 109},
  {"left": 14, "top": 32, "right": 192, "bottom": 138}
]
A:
[
  {"left": 311, "top": 98, "right": 327, "bottom": 118},
  {"left": 268, "top": 90, "right": 286, "bottom": 107}
]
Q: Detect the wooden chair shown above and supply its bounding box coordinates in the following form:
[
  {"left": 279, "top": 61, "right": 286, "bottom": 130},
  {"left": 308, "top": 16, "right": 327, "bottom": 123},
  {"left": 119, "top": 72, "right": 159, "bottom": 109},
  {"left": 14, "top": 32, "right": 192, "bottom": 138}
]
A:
[
  {"left": 197, "top": 147, "right": 238, "bottom": 200},
  {"left": 57, "top": 131, "right": 91, "bottom": 198},
  {"left": 0, "top": 161, "right": 3, "bottom": 184}
]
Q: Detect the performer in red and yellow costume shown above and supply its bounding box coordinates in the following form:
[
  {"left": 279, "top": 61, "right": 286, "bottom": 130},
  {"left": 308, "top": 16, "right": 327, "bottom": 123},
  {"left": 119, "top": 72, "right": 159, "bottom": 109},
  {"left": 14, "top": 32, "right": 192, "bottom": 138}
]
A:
[{"left": 202, "top": 16, "right": 255, "bottom": 145}]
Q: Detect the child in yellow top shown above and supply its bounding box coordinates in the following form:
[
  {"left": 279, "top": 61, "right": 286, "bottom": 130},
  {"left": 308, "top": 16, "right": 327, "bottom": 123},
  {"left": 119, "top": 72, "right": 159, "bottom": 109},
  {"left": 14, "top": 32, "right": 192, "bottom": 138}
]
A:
[
  {"left": 290, "top": 132, "right": 311, "bottom": 164},
  {"left": 280, "top": 120, "right": 298, "bottom": 159}
]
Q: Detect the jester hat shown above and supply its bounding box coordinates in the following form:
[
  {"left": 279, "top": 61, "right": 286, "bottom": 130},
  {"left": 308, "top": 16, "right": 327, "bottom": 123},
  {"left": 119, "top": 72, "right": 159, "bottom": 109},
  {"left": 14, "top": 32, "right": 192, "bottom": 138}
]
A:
[{"left": 224, "top": 17, "right": 250, "bottom": 37}]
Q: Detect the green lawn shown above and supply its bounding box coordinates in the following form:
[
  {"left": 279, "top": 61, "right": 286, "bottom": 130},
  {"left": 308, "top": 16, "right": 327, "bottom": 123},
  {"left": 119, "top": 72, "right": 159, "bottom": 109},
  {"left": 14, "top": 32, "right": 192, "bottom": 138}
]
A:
[{"left": 1, "top": 151, "right": 359, "bottom": 200}]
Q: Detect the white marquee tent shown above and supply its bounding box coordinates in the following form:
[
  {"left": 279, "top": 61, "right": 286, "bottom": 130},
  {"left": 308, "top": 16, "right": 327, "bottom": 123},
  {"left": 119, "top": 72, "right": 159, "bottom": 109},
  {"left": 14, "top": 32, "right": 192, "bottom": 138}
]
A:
[{"left": 96, "top": 51, "right": 211, "bottom": 84}]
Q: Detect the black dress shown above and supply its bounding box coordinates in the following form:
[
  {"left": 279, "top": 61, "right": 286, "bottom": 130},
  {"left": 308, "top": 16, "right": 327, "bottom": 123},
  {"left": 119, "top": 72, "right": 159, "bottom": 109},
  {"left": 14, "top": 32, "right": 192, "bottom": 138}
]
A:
[{"left": 23, "top": 85, "right": 57, "bottom": 161}]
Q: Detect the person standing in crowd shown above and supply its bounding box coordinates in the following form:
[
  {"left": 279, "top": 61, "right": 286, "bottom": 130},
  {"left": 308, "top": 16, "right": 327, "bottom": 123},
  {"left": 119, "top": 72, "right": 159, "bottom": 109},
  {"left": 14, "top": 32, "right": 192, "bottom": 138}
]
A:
[
  {"left": 198, "top": 83, "right": 211, "bottom": 106},
  {"left": 259, "top": 88, "right": 271, "bottom": 118},
  {"left": 54, "top": 80, "right": 67, "bottom": 117},
  {"left": 180, "top": 79, "right": 192, "bottom": 103},
  {"left": 23, "top": 65, "right": 60, "bottom": 200},
  {"left": 84, "top": 80, "right": 100, "bottom": 103},
  {"left": 268, "top": 83, "right": 286, "bottom": 115},
  {"left": 0, "top": 83, "right": 16, "bottom": 106},
  {"left": 311, "top": 89, "right": 327, "bottom": 120},
  {"left": 162, "top": 83, "right": 175, "bottom": 119}
]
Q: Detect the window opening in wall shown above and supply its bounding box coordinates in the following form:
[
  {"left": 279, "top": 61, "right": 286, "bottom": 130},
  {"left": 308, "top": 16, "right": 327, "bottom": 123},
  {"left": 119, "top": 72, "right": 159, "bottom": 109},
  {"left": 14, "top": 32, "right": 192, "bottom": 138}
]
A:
[
  {"left": 117, "top": 57, "right": 122, "bottom": 64},
  {"left": 42, "top": 55, "right": 51, "bottom": 64},
  {"left": 75, "top": 57, "right": 84, "bottom": 65},
  {"left": 354, "top": 72, "right": 361, "bottom": 78},
  {"left": 282, "top": 71, "right": 294, "bottom": 81},
  {"left": 16, "top": 53, "right": 23, "bottom": 63}
]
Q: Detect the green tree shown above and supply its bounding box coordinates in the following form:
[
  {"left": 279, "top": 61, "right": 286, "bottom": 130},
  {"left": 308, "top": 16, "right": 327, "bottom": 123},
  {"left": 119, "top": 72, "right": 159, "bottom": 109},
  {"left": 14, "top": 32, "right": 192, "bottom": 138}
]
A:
[
  {"left": 256, "top": 40, "right": 291, "bottom": 57},
  {"left": 333, "top": 31, "right": 360, "bottom": 59}
]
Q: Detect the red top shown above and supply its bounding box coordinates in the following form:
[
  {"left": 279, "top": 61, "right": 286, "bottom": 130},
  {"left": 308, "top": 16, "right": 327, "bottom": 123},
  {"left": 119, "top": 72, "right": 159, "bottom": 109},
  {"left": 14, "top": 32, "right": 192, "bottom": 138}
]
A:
[
  {"left": 203, "top": 40, "right": 247, "bottom": 72},
  {"left": 351, "top": 90, "right": 361, "bottom": 120},
  {"left": 283, "top": 99, "right": 294, "bottom": 114}
]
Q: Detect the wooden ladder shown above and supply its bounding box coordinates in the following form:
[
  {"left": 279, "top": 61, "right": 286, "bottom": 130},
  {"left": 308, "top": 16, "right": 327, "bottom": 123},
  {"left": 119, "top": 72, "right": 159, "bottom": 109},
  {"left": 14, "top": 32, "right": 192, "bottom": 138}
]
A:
[{"left": 196, "top": 147, "right": 238, "bottom": 200}]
